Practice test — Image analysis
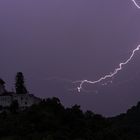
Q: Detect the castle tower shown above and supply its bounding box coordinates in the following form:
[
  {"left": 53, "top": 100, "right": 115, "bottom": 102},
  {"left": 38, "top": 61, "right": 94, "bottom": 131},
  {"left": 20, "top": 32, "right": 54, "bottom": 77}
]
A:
[{"left": 0, "top": 79, "right": 6, "bottom": 95}]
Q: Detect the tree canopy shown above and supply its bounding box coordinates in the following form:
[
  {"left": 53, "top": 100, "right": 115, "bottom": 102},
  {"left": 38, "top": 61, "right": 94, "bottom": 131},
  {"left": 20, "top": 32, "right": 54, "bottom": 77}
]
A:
[
  {"left": 15, "top": 72, "right": 28, "bottom": 94},
  {"left": 0, "top": 97, "right": 140, "bottom": 140}
]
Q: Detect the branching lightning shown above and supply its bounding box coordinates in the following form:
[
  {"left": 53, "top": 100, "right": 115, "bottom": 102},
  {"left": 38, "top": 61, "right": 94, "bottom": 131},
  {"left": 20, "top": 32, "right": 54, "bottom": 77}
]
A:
[{"left": 75, "top": 0, "right": 140, "bottom": 92}]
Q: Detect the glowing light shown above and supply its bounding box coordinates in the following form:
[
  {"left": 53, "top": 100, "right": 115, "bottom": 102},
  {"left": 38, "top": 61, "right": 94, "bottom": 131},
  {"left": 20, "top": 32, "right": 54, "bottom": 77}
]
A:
[
  {"left": 76, "top": 45, "right": 140, "bottom": 92},
  {"left": 132, "top": 0, "right": 140, "bottom": 9}
]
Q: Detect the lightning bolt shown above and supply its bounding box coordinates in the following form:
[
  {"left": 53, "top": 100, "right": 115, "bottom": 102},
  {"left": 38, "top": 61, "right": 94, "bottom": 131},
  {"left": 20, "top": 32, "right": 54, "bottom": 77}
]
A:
[
  {"left": 132, "top": 0, "right": 140, "bottom": 9},
  {"left": 75, "top": 0, "right": 140, "bottom": 92},
  {"left": 76, "top": 45, "right": 140, "bottom": 92}
]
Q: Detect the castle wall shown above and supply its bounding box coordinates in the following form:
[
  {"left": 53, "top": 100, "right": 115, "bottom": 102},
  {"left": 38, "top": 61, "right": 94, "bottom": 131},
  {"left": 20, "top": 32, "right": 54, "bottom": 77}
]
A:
[
  {"left": 0, "top": 93, "right": 41, "bottom": 107},
  {"left": 0, "top": 96, "right": 12, "bottom": 107}
]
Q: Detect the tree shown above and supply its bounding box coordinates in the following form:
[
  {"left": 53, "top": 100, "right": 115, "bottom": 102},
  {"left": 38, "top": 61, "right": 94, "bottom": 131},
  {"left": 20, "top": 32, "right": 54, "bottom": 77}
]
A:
[{"left": 15, "top": 72, "right": 28, "bottom": 94}]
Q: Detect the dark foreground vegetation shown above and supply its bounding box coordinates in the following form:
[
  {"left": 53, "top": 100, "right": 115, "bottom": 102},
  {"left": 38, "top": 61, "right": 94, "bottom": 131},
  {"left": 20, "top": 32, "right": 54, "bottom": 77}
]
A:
[{"left": 0, "top": 97, "right": 140, "bottom": 140}]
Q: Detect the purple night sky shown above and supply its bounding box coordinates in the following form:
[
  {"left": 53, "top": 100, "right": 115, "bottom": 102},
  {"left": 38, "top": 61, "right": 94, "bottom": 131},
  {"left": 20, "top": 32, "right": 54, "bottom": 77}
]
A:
[{"left": 0, "top": 0, "right": 140, "bottom": 116}]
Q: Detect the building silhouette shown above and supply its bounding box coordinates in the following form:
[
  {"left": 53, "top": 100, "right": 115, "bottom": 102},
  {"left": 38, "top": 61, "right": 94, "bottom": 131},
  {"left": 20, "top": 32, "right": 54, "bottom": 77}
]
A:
[{"left": 0, "top": 78, "right": 41, "bottom": 108}]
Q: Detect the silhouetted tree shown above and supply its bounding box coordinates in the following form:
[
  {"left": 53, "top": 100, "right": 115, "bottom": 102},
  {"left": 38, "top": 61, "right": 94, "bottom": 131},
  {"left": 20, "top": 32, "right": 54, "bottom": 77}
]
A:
[
  {"left": 1, "top": 97, "right": 140, "bottom": 140},
  {"left": 0, "top": 79, "right": 6, "bottom": 94},
  {"left": 15, "top": 72, "right": 28, "bottom": 94}
]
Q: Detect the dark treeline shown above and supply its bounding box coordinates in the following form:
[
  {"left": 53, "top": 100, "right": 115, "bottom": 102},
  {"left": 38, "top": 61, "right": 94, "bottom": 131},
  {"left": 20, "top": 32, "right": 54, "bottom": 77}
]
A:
[{"left": 0, "top": 97, "right": 140, "bottom": 140}]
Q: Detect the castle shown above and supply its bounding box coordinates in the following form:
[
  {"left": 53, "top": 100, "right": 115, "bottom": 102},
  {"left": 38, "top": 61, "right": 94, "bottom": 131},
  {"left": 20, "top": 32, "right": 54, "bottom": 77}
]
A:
[{"left": 0, "top": 77, "right": 41, "bottom": 108}]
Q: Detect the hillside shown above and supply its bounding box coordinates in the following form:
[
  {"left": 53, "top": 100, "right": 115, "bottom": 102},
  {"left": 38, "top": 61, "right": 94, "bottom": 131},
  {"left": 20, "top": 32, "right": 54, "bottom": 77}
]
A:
[{"left": 0, "top": 98, "right": 140, "bottom": 140}]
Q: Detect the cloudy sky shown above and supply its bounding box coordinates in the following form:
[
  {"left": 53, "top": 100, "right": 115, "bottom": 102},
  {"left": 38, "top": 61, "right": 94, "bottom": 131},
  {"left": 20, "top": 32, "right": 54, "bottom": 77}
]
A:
[{"left": 0, "top": 0, "right": 140, "bottom": 116}]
